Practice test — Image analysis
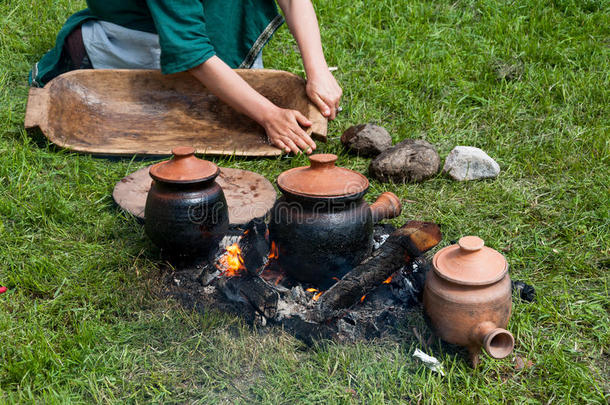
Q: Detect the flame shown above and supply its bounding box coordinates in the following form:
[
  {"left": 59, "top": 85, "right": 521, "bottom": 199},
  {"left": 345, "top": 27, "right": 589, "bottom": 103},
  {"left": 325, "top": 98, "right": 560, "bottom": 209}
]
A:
[
  {"left": 360, "top": 295, "right": 366, "bottom": 303},
  {"left": 216, "top": 243, "right": 246, "bottom": 277},
  {"left": 383, "top": 275, "right": 393, "bottom": 284},
  {"left": 268, "top": 241, "right": 279, "bottom": 260},
  {"left": 332, "top": 277, "right": 340, "bottom": 281},
  {"left": 306, "top": 288, "right": 324, "bottom": 301}
]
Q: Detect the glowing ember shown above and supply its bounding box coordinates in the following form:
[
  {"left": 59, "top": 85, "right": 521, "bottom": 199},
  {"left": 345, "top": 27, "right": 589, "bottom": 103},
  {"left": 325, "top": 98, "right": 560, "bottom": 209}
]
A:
[
  {"left": 313, "top": 291, "right": 323, "bottom": 301},
  {"left": 268, "top": 241, "right": 279, "bottom": 260},
  {"left": 383, "top": 275, "right": 393, "bottom": 284},
  {"left": 332, "top": 277, "right": 340, "bottom": 281},
  {"left": 216, "top": 243, "right": 245, "bottom": 277},
  {"left": 306, "top": 288, "right": 318, "bottom": 293},
  {"left": 360, "top": 295, "right": 366, "bottom": 302}
]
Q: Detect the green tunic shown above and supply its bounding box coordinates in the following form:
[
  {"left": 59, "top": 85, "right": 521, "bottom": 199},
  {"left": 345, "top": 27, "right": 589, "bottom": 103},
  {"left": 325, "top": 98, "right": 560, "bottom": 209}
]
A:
[{"left": 30, "top": 0, "right": 283, "bottom": 87}]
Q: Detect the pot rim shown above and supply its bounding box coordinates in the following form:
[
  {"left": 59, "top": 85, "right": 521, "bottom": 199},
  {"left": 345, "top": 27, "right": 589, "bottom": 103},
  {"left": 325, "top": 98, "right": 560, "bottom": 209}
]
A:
[
  {"left": 277, "top": 183, "right": 369, "bottom": 204},
  {"left": 276, "top": 154, "right": 370, "bottom": 199}
]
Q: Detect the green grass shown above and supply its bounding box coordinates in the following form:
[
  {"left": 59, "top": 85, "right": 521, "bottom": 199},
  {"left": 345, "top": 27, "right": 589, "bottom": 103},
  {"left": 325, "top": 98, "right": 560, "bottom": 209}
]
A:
[{"left": 1, "top": 0, "right": 608, "bottom": 402}]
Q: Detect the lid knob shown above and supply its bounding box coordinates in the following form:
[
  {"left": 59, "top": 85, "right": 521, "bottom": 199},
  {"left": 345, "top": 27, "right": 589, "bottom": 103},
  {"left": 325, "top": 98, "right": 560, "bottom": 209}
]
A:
[
  {"left": 309, "top": 154, "right": 337, "bottom": 170},
  {"left": 172, "top": 146, "right": 195, "bottom": 158},
  {"left": 458, "top": 236, "right": 485, "bottom": 253}
]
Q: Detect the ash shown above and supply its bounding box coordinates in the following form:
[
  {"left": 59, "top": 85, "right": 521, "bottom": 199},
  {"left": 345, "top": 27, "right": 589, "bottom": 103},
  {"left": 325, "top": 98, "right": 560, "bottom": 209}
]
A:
[{"left": 161, "top": 222, "right": 435, "bottom": 344}]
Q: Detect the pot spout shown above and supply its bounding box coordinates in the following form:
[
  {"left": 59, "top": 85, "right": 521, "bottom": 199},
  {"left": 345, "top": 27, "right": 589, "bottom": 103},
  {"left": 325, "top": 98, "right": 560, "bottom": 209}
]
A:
[
  {"left": 472, "top": 321, "right": 514, "bottom": 360},
  {"left": 483, "top": 328, "right": 514, "bottom": 359},
  {"left": 370, "top": 192, "right": 402, "bottom": 223}
]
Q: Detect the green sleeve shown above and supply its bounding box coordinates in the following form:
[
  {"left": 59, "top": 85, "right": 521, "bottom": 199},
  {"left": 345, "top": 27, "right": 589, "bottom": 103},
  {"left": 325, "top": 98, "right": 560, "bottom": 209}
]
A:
[{"left": 145, "top": 0, "right": 216, "bottom": 74}]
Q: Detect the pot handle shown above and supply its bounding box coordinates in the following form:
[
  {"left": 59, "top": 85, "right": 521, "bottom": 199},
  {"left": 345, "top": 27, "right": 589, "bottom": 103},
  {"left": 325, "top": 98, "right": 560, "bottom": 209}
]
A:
[{"left": 370, "top": 192, "right": 402, "bottom": 223}]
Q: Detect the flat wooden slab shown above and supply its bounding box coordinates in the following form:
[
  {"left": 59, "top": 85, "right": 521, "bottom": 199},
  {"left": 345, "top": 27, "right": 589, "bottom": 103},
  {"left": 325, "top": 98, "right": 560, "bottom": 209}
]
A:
[
  {"left": 113, "top": 165, "right": 277, "bottom": 225},
  {"left": 25, "top": 69, "right": 327, "bottom": 157}
]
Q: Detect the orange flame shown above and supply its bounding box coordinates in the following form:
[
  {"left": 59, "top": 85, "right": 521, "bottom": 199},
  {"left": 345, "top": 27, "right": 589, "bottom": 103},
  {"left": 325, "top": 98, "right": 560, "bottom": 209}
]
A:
[
  {"left": 383, "top": 275, "right": 393, "bottom": 284},
  {"left": 306, "top": 288, "right": 324, "bottom": 301},
  {"left": 268, "top": 241, "right": 279, "bottom": 260},
  {"left": 217, "top": 243, "right": 245, "bottom": 277},
  {"left": 360, "top": 295, "right": 366, "bottom": 303},
  {"left": 332, "top": 277, "right": 340, "bottom": 281}
]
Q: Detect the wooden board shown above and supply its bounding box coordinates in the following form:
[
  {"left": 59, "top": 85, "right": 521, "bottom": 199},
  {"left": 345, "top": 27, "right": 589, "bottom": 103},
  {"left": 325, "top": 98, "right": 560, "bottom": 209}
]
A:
[
  {"left": 25, "top": 69, "right": 327, "bottom": 157},
  {"left": 113, "top": 165, "right": 277, "bottom": 225}
]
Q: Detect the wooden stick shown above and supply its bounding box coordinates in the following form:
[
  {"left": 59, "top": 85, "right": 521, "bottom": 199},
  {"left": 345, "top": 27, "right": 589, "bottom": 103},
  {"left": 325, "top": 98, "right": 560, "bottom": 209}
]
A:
[{"left": 314, "top": 221, "right": 441, "bottom": 321}]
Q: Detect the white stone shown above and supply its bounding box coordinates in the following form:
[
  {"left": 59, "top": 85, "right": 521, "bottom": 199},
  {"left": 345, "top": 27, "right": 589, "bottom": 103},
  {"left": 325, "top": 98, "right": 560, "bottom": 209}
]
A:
[{"left": 443, "top": 146, "right": 500, "bottom": 181}]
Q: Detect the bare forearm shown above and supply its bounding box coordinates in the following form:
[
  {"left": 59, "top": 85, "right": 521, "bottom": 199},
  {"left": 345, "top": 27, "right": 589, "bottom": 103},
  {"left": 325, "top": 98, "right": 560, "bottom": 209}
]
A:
[
  {"left": 277, "top": 0, "right": 342, "bottom": 119},
  {"left": 188, "top": 56, "right": 315, "bottom": 154},
  {"left": 188, "top": 56, "right": 276, "bottom": 125},
  {"left": 277, "top": 0, "right": 328, "bottom": 79}
]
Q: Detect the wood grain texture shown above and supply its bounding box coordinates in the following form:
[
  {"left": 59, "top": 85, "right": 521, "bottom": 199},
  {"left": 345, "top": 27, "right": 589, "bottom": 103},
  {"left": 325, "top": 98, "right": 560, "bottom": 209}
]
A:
[{"left": 25, "top": 69, "right": 328, "bottom": 157}]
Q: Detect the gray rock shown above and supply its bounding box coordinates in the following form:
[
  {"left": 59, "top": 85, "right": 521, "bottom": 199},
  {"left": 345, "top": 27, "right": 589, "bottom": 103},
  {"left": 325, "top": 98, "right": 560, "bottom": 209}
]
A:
[
  {"left": 369, "top": 139, "right": 440, "bottom": 183},
  {"left": 341, "top": 124, "right": 392, "bottom": 156},
  {"left": 442, "top": 146, "right": 500, "bottom": 181}
]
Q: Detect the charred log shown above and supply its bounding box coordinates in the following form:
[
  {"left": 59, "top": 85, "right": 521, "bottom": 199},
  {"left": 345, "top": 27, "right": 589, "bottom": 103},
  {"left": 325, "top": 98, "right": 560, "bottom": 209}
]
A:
[
  {"left": 314, "top": 221, "right": 441, "bottom": 321},
  {"left": 217, "top": 274, "right": 279, "bottom": 319},
  {"left": 239, "top": 218, "right": 270, "bottom": 275}
]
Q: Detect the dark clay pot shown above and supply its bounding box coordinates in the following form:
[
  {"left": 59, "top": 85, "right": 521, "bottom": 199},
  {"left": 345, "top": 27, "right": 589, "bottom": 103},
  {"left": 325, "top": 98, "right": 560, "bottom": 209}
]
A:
[
  {"left": 269, "top": 154, "right": 401, "bottom": 286},
  {"left": 144, "top": 147, "right": 229, "bottom": 258}
]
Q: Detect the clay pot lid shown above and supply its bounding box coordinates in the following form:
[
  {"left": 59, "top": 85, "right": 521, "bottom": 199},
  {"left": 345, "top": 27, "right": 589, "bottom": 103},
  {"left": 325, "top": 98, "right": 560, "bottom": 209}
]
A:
[
  {"left": 149, "top": 147, "right": 219, "bottom": 183},
  {"left": 433, "top": 236, "right": 508, "bottom": 286},
  {"left": 277, "top": 154, "right": 369, "bottom": 198}
]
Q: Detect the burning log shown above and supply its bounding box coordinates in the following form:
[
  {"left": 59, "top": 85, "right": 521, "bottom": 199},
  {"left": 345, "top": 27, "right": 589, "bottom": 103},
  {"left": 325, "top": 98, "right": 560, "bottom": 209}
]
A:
[
  {"left": 239, "top": 218, "right": 270, "bottom": 275},
  {"left": 314, "top": 221, "right": 441, "bottom": 321}
]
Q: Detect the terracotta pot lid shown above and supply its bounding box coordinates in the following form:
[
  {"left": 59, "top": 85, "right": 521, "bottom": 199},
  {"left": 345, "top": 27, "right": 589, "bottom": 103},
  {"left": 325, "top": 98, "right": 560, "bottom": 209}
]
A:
[
  {"left": 149, "top": 146, "right": 219, "bottom": 183},
  {"left": 277, "top": 154, "right": 369, "bottom": 198},
  {"left": 432, "top": 236, "right": 508, "bottom": 286}
]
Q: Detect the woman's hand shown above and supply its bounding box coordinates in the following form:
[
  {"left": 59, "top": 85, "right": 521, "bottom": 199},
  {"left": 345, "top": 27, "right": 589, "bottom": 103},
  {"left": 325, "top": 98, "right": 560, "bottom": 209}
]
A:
[
  {"left": 260, "top": 106, "right": 317, "bottom": 154},
  {"left": 276, "top": 0, "right": 343, "bottom": 119},
  {"left": 306, "top": 70, "right": 342, "bottom": 120},
  {"left": 189, "top": 56, "right": 316, "bottom": 154}
]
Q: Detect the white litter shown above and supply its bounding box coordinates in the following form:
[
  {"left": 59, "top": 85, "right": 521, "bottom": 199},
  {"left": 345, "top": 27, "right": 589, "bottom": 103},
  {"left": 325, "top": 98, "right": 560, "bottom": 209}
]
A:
[{"left": 413, "top": 348, "right": 445, "bottom": 376}]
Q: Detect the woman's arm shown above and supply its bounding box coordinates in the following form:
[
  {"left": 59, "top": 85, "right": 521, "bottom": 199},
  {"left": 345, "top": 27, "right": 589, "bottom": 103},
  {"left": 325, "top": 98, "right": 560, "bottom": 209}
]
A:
[
  {"left": 189, "top": 56, "right": 316, "bottom": 154},
  {"left": 277, "top": 0, "right": 342, "bottom": 119}
]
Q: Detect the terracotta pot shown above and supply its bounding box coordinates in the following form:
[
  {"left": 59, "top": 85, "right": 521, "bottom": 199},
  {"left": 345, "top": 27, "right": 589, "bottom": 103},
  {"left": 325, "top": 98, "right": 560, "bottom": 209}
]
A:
[
  {"left": 269, "top": 154, "right": 402, "bottom": 286},
  {"left": 144, "top": 147, "right": 229, "bottom": 257},
  {"left": 423, "top": 236, "right": 514, "bottom": 367}
]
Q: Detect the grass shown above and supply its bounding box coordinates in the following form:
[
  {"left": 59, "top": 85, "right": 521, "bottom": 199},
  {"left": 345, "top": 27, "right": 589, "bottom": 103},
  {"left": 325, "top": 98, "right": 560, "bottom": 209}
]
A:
[{"left": 0, "top": 0, "right": 608, "bottom": 402}]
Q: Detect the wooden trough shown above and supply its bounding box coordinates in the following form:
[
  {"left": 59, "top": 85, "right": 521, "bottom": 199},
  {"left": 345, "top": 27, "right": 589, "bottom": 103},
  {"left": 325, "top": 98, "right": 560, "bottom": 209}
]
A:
[{"left": 24, "top": 69, "right": 327, "bottom": 157}]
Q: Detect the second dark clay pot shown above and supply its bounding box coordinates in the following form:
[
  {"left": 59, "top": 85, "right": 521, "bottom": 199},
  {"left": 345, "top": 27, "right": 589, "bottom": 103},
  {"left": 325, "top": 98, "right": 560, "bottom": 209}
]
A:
[{"left": 269, "top": 154, "right": 401, "bottom": 286}]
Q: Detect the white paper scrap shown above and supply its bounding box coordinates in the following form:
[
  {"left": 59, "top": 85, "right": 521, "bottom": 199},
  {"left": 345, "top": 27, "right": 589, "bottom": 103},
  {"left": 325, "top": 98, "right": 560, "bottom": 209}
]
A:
[{"left": 413, "top": 348, "right": 445, "bottom": 376}]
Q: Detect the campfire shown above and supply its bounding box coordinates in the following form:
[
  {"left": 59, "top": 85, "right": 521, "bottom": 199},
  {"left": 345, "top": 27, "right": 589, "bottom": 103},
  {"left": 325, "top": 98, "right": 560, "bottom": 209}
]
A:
[{"left": 164, "top": 220, "right": 442, "bottom": 343}]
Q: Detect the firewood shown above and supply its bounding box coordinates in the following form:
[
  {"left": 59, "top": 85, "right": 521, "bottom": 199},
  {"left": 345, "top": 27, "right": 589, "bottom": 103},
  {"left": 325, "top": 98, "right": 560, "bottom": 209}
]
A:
[
  {"left": 239, "top": 219, "right": 270, "bottom": 275},
  {"left": 217, "top": 275, "right": 279, "bottom": 319},
  {"left": 314, "top": 221, "right": 441, "bottom": 321}
]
